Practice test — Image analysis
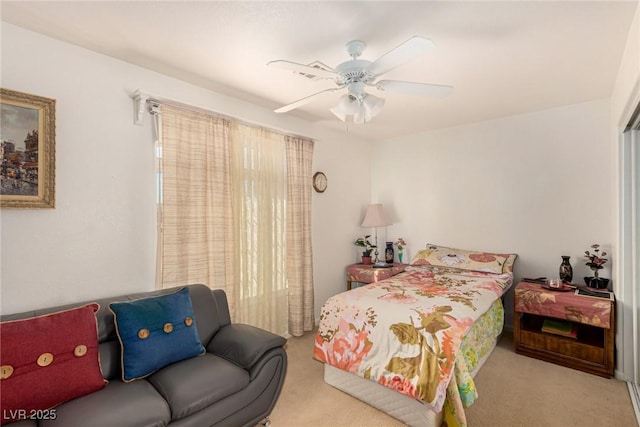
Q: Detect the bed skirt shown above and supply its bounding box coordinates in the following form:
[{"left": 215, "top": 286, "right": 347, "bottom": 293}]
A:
[{"left": 323, "top": 339, "right": 496, "bottom": 427}]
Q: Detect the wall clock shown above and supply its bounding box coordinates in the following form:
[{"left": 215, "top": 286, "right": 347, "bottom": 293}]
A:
[{"left": 313, "top": 172, "right": 327, "bottom": 193}]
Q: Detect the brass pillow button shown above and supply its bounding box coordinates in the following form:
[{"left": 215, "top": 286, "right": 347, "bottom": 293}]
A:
[
  {"left": 37, "top": 353, "right": 54, "bottom": 367},
  {"left": 138, "top": 328, "right": 150, "bottom": 339},
  {"left": 0, "top": 365, "right": 14, "bottom": 380},
  {"left": 184, "top": 317, "right": 193, "bottom": 326},
  {"left": 163, "top": 323, "right": 174, "bottom": 333},
  {"left": 74, "top": 345, "right": 88, "bottom": 357}
]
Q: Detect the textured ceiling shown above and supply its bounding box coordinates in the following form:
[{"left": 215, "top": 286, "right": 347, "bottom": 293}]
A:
[{"left": 1, "top": 1, "right": 637, "bottom": 141}]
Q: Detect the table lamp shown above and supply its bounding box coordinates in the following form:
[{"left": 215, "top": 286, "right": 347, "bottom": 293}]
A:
[{"left": 361, "top": 203, "right": 392, "bottom": 263}]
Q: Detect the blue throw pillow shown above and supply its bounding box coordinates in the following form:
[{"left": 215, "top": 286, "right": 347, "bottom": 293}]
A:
[{"left": 109, "top": 287, "right": 205, "bottom": 382}]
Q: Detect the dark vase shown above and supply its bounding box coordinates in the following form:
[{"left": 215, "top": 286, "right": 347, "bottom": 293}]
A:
[
  {"left": 385, "top": 242, "right": 394, "bottom": 264},
  {"left": 559, "top": 256, "right": 573, "bottom": 283}
]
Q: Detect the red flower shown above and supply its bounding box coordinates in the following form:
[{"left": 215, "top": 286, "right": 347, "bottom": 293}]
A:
[
  {"left": 378, "top": 375, "right": 416, "bottom": 396},
  {"left": 469, "top": 253, "right": 496, "bottom": 263},
  {"left": 584, "top": 243, "right": 608, "bottom": 271},
  {"left": 313, "top": 324, "right": 373, "bottom": 373},
  {"left": 584, "top": 243, "right": 608, "bottom": 278}
]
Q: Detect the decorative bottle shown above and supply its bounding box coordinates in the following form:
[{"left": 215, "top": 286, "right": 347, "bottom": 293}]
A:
[
  {"left": 559, "top": 255, "right": 573, "bottom": 283},
  {"left": 385, "top": 242, "right": 394, "bottom": 264}
]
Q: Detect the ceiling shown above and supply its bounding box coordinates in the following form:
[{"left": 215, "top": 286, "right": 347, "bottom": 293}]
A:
[{"left": 1, "top": 1, "right": 637, "bottom": 142}]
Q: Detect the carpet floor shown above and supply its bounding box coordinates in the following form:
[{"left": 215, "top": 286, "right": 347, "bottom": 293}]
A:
[{"left": 269, "top": 330, "right": 638, "bottom": 427}]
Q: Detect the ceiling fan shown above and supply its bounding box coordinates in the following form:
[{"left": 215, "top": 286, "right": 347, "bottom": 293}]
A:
[{"left": 268, "top": 36, "right": 453, "bottom": 124}]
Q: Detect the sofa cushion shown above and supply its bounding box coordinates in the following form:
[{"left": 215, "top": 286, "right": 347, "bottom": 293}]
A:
[
  {"left": 40, "top": 379, "right": 170, "bottom": 427},
  {"left": 109, "top": 287, "right": 206, "bottom": 382},
  {"left": 0, "top": 304, "right": 106, "bottom": 425},
  {"left": 148, "top": 353, "right": 250, "bottom": 421}
]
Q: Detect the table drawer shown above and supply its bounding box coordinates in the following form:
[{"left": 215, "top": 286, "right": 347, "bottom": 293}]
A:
[{"left": 519, "top": 329, "right": 606, "bottom": 365}]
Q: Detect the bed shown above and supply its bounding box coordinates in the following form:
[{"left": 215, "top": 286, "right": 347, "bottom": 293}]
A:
[{"left": 314, "top": 244, "right": 517, "bottom": 427}]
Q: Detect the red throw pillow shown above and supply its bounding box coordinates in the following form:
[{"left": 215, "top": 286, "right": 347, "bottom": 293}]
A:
[{"left": 0, "top": 304, "right": 106, "bottom": 425}]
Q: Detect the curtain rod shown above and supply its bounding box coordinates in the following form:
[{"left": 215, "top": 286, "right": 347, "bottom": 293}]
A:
[{"left": 132, "top": 90, "right": 314, "bottom": 142}]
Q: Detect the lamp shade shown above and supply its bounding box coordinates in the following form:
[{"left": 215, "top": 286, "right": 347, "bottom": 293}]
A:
[
  {"left": 361, "top": 203, "right": 392, "bottom": 227},
  {"left": 363, "top": 94, "right": 385, "bottom": 118},
  {"left": 330, "top": 93, "right": 385, "bottom": 124},
  {"left": 329, "top": 94, "right": 357, "bottom": 121}
]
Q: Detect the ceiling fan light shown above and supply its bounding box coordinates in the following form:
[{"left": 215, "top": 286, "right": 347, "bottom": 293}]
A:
[
  {"left": 354, "top": 106, "right": 366, "bottom": 125},
  {"left": 363, "top": 94, "right": 385, "bottom": 118},
  {"left": 364, "top": 111, "right": 374, "bottom": 123},
  {"left": 272, "top": 36, "right": 451, "bottom": 125},
  {"left": 332, "top": 93, "right": 383, "bottom": 124},
  {"left": 330, "top": 94, "right": 357, "bottom": 121}
]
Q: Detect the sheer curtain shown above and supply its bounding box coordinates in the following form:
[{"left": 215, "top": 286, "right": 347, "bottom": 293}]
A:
[
  {"left": 229, "top": 124, "right": 288, "bottom": 334},
  {"left": 155, "top": 103, "right": 314, "bottom": 336}
]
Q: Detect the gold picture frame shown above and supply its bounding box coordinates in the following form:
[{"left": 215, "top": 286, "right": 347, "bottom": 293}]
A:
[{"left": 1, "top": 88, "right": 56, "bottom": 208}]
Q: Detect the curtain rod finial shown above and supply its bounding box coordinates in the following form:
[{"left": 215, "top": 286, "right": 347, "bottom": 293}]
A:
[{"left": 133, "top": 90, "right": 149, "bottom": 126}]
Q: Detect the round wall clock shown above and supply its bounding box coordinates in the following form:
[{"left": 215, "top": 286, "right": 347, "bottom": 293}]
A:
[{"left": 313, "top": 171, "right": 327, "bottom": 193}]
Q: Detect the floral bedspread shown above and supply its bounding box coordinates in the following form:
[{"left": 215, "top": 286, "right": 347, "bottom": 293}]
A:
[
  {"left": 314, "top": 265, "right": 512, "bottom": 421},
  {"left": 443, "top": 298, "right": 504, "bottom": 425}
]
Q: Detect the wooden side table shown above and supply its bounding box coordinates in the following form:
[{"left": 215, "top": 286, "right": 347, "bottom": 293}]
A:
[
  {"left": 513, "top": 281, "right": 615, "bottom": 377},
  {"left": 346, "top": 263, "right": 407, "bottom": 290}
]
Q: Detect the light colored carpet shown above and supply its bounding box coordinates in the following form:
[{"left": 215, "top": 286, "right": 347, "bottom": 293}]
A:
[{"left": 269, "top": 331, "right": 638, "bottom": 427}]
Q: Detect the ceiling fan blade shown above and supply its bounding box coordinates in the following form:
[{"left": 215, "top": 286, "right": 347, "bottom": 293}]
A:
[
  {"left": 366, "top": 36, "right": 435, "bottom": 76},
  {"left": 376, "top": 80, "right": 453, "bottom": 98},
  {"left": 267, "top": 60, "right": 337, "bottom": 79},
  {"left": 274, "top": 88, "right": 341, "bottom": 113}
]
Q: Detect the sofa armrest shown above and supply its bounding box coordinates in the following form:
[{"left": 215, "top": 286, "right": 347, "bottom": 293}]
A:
[{"left": 207, "top": 324, "right": 286, "bottom": 369}]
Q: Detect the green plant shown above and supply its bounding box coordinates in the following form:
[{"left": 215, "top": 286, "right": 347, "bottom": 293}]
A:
[{"left": 354, "top": 235, "right": 376, "bottom": 257}]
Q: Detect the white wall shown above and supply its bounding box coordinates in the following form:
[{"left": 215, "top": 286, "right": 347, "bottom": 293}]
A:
[
  {"left": 371, "top": 99, "right": 613, "bottom": 326},
  {"left": 611, "top": 1, "right": 640, "bottom": 127},
  {"left": 312, "top": 136, "right": 373, "bottom": 320},
  {"left": 0, "top": 20, "right": 626, "bottom": 340},
  {"left": 0, "top": 23, "right": 371, "bottom": 316}
]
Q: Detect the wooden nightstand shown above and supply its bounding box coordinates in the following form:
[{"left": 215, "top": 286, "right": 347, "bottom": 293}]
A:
[
  {"left": 513, "top": 281, "right": 615, "bottom": 377},
  {"left": 346, "top": 263, "right": 407, "bottom": 290}
]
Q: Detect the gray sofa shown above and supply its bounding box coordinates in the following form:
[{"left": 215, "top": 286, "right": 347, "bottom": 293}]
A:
[{"left": 1, "top": 284, "right": 288, "bottom": 427}]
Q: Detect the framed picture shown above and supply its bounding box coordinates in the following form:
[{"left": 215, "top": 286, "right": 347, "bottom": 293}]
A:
[{"left": 1, "top": 88, "right": 56, "bottom": 208}]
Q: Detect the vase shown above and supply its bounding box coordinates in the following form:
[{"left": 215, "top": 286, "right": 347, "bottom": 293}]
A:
[
  {"left": 559, "top": 256, "right": 573, "bottom": 283},
  {"left": 385, "top": 242, "right": 394, "bottom": 264},
  {"left": 362, "top": 256, "right": 372, "bottom": 265},
  {"left": 398, "top": 251, "right": 404, "bottom": 263}
]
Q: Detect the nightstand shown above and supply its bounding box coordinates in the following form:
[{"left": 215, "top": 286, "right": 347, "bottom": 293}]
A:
[
  {"left": 513, "top": 281, "right": 615, "bottom": 377},
  {"left": 346, "top": 263, "right": 407, "bottom": 290}
]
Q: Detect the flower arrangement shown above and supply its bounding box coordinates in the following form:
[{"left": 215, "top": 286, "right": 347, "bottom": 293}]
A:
[
  {"left": 354, "top": 235, "right": 376, "bottom": 257},
  {"left": 584, "top": 244, "right": 608, "bottom": 279},
  {"left": 394, "top": 238, "right": 407, "bottom": 263},
  {"left": 395, "top": 238, "right": 407, "bottom": 252}
]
